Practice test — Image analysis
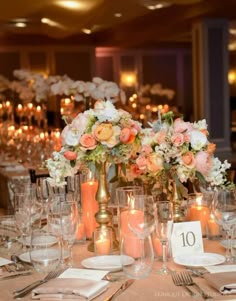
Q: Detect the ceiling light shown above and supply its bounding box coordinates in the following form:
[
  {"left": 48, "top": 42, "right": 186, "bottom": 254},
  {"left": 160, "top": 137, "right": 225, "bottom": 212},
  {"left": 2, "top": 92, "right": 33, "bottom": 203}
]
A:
[
  {"left": 82, "top": 28, "right": 92, "bottom": 34},
  {"left": 141, "top": 0, "right": 172, "bottom": 10},
  {"left": 114, "top": 13, "right": 122, "bottom": 18},
  {"left": 56, "top": 1, "right": 83, "bottom": 10},
  {"left": 41, "top": 18, "right": 65, "bottom": 29},
  {"left": 15, "top": 22, "right": 26, "bottom": 28}
]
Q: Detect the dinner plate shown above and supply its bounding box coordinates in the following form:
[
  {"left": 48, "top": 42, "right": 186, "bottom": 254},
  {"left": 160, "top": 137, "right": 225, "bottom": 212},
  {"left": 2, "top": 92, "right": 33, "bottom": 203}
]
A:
[
  {"left": 174, "top": 252, "right": 225, "bottom": 267},
  {"left": 81, "top": 255, "right": 134, "bottom": 272},
  {"left": 19, "top": 235, "right": 58, "bottom": 247},
  {"left": 19, "top": 250, "right": 69, "bottom": 263},
  {"left": 220, "top": 239, "right": 236, "bottom": 249}
]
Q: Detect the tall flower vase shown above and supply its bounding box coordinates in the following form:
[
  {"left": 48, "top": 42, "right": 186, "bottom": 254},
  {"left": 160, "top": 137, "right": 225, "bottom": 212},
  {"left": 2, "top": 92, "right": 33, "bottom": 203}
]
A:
[
  {"left": 172, "top": 182, "right": 186, "bottom": 222},
  {"left": 88, "top": 161, "right": 119, "bottom": 252}
]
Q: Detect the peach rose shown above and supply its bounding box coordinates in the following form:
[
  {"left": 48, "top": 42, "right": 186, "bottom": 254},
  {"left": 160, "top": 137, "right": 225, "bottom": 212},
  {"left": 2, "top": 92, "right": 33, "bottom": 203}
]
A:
[
  {"left": 120, "top": 128, "right": 135, "bottom": 144},
  {"left": 207, "top": 143, "right": 216, "bottom": 154},
  {"left": 142, "top": 145, "right": 153, "bottom": 154},
  {"left": 171, "top": 133, "right": 184, "bottom": 146},
  {"left": 80, "top": 134, "right": 97, "bottom": 150},
  {"left": 147, "top": 153, "right": 164, "bottom": 173},
  {"left": 200, "top": 129, "right": 209, "bottom": 136},
  {"left": 63, "top": 150, "right": 77, "bottom": 161},
  {"left": 195, "top": 151, "right": 212, "bottom": 176},
  {"left": 94, "top": 123, "right": 113, "bottom": 141},
  {"left": 181, "top": 151, "right": 195, "bottom": 167}
]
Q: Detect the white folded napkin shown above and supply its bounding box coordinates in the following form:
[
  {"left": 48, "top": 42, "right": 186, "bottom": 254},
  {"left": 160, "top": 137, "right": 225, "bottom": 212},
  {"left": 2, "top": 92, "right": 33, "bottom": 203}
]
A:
[
  {"left": 31, "top": 278, "right": 109, "bottom": 300},
  {"left": 204, "top": 272, "right": 236, "bottom": 295},
  {"left": 205, "top": 265, "right": 236, "bottom": 274},
  {"left": 0, "top": 257, "right": 13, "bottom": 267}
]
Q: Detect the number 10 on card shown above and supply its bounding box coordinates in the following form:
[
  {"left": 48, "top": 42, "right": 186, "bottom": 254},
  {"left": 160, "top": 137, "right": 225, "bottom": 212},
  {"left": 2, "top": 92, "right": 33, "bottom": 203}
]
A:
[{"left": 171, "top": 221, "right": 204, "bottom": 258}]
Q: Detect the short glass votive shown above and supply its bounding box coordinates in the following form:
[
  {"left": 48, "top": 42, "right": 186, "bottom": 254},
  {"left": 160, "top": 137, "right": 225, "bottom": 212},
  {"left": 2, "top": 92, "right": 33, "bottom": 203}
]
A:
[
  {"left": 94, "top": 227, "right": 112, "bottom": 256},
  {"left": 206, "top": 216, "right": 222, "bottom": 240}
]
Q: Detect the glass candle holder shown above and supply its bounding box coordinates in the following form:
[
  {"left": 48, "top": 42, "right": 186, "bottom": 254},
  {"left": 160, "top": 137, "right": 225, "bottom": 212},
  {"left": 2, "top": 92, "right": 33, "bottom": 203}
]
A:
[
  {"left": 186, "top": 193, "right": 210, "bottom": 237},
  {"left": 94, "top": 227, "right": 112, "bottom": 256}
]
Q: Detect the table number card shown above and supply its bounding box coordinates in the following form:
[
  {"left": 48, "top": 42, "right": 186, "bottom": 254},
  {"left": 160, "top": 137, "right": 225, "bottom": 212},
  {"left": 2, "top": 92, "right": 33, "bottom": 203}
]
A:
[{"left": 171, "top": 221, "right": 204, "bottom": 258}]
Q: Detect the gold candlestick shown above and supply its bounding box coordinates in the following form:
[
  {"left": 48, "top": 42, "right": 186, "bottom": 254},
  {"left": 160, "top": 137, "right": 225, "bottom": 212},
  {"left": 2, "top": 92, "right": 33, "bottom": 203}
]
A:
[{"left": 88, "top": 161, "right": 119, "bottom": 252}]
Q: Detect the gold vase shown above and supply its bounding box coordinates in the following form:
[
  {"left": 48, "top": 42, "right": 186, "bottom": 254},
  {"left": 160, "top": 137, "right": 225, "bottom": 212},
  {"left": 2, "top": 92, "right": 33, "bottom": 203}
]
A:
[
  {"left": 88, "top": 161, "right": 119, "bottom": 252},
  {"left": 172, "top": 182, "right": 185, "bottom": 222}
]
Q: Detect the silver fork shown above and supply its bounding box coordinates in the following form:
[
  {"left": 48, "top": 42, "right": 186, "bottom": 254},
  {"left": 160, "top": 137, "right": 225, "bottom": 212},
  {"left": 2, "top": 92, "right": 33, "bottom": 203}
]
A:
[
  {"left": 13, "top": 267, "right": 66, "bottom": 298},
  {"left": 171, "top": 272, "right": 196, "bottom": 297},
  {"left": 181, "top": 272, "right": 213, "bottom": 300}
]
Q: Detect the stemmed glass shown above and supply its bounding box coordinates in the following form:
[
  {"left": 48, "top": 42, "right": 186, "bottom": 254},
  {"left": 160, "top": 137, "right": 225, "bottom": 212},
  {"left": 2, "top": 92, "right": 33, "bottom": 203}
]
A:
[
  {"left": 211, "top": 188, "right": 236, "bottom": 263},
  {"left": 48, "top": 193, "right": 78, "bottom": 267},
  {"left": 60, "top": 200, "right": 78, "bottom": 267},
  {"left": 155, "top": 199, "right": 173, "bottom": 275},
  {"left": 14, "top": 191, "right": 33, "bottom": 252}
]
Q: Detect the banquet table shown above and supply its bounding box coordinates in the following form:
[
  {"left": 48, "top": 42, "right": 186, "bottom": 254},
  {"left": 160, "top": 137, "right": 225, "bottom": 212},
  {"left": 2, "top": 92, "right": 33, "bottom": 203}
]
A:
[{"left": 0, "top": 239, "right": 235, "bottom": 301}]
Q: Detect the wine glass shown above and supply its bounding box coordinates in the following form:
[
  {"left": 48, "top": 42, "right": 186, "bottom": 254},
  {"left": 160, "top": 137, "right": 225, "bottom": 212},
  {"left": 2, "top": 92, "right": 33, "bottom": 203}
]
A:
[
  {"left": 60, "top": 200, "right": 78, "bottom": 267},
  {"left": 14, "top": 192, "right": 32, "bottom": 252},
  {"left": 48, "top": 193, "right": 78, "bottom": 267},
  {"left": 155, "top": 199, "right": 173, "bottom": 275},
  {"left": 211, "top": 188, "right": 236, "bottom": 263}
]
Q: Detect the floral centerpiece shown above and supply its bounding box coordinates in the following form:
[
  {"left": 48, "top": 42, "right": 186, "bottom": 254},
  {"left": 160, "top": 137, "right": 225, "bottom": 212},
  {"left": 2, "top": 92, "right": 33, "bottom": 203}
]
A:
[
  {"left": 46, "top": 100, "right": 142, "bottom": 186},
  {"left": 131, "top": 112, "right": 232, "bottom": 199}
]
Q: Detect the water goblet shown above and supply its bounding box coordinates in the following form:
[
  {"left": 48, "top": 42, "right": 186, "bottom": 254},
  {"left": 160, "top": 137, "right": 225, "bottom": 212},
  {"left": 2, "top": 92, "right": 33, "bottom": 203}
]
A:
[
  {"left": 155, "top": 199, "right": 173, "bottom": 275},
  {"left": 211, "top": 188, "right": 236, "bottom": 263}
]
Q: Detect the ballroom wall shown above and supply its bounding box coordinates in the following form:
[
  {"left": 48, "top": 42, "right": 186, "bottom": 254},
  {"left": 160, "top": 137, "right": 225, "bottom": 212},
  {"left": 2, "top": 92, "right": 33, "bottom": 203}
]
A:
[{"left": 0, "top": 45, "right": 193, "bottom": 118}]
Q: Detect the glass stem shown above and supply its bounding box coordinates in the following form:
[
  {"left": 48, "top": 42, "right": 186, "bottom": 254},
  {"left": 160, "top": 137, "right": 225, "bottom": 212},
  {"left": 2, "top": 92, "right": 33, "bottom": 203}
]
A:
[
  {"left": 22, "top": 233, "right": 27, "bottom": 252},
  {"left": 225, "top": 230, "right": 232, "bottom": 262},
  {"left": 68, "top": 243, "right": 73, "bottom": 267},
  {"left": 162, "top": 240, "right": 168, "bottom": 271}
]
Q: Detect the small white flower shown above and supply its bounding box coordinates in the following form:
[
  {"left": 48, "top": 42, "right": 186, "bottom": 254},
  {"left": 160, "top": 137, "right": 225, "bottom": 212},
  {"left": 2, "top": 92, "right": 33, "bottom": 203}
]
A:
[{"left": 190, "top": 130, "right": 208, "bottom": 150}]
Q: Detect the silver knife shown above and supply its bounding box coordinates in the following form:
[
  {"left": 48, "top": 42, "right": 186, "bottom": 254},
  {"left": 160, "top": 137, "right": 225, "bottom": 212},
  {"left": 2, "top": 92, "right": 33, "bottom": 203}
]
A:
[{"left": 104, "top": 279, "right": 135, "bottom": 301}]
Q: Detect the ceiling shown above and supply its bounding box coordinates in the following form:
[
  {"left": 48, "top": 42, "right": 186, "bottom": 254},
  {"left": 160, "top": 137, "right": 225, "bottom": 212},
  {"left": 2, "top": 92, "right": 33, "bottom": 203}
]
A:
[{"left": 1, "top": 0, "right": 236, "bottom": 48}]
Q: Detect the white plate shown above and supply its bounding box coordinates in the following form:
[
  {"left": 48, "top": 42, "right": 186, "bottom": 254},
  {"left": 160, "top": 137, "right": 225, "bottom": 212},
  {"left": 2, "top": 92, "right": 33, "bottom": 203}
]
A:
[
  {"left": 19, "top": 250, "right": 69, "bottom": 263},
  {"left": 220, "top": 240, "right": 236, "bottom": 249},
  {"left": 81, "top": 255, "right": 134, "bottom": 272},
  {"left": 19, "top": 235, "right": 58, "bottom": 247},
  {"left": 174, "top": 252, "right": 225, "bottom": 267}
]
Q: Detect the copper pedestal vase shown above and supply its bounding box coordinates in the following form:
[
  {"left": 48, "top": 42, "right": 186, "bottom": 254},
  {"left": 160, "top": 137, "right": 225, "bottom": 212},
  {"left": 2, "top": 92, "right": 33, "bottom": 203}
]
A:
[{"left": 88, "top": 161, "right": 119, "bottom": 252}]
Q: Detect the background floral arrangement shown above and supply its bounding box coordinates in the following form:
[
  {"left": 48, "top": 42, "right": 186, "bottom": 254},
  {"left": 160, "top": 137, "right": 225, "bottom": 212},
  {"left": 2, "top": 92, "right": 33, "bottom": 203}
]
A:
[
  {"left": 0, "top": 69, "right": 126, "bottom": 106},
  {"left": 46, "top": 100, "right": 142, "bottom": 186}
]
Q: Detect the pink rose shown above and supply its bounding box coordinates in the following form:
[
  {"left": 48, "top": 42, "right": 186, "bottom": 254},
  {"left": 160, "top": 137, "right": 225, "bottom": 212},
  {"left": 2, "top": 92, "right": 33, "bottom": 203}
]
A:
[
  {"left": 63, "top": 150, "right": 77, "bottom": 161},
  {"left": 80, "top": 134, "right": 97, "bottom": 150},
  {"left": 171, "top": 133, "right": 184, "bottom": 146},
  {"left": 174, "top": 118, "right": 193, "bottom": 133},
  {"left": 181, "top": 151, "right": 195, "bottom": 167},
  {"left": 142, "top": 145, "right": 153, "bottom": 154},
  {"left": 136, "top": 155, "right": 148, "bottom": 170},
  {"left": 195, "top": 151, "right": 212, "bottom": 176},
  {"left": 155, "top": 129, "right": 166, "bottom": 144}
]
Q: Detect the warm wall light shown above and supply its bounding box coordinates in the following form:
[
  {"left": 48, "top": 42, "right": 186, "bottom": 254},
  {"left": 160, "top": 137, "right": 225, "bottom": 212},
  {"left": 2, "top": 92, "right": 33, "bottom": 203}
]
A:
[
  {"left": 120, "top": 72, "right": 137, "bottom": 87},
  {"left": 228, "top": 70, "right": 236, "bottom": 85},
  {"left": 56, "top": 1, "right": 82, "bottom": 9}
]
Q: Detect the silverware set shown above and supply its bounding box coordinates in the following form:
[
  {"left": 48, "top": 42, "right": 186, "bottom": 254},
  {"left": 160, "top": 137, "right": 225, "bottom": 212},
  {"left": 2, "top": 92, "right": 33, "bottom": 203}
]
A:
[
  {"left": 13, "top": 267, "right": 67, "bottom": 298},
  {"left": 171, "top": 271, "right": 212, "bottom": 300}
]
